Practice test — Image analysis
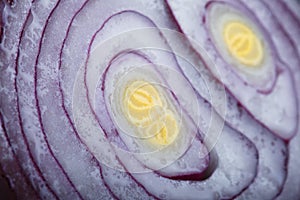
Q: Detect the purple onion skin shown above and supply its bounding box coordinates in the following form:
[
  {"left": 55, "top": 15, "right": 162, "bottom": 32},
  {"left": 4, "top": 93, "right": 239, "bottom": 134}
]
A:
[{"left": 0, "top": 0, "right": 299, "bottom": 199}]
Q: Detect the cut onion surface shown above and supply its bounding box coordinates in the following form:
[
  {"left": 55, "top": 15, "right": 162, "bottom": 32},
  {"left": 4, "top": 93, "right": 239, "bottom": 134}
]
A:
[
  {"left": 167, "top": 0, "right": 298, "bottom": 140},
  {"left": 0, "top": 0, "right": 299, "bottom": 199}
]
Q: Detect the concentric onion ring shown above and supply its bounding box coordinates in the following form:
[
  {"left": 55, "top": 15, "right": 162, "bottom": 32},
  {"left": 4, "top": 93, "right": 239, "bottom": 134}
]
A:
[{"left": 0, "top": 0, "right": 299, "bottom": 199}]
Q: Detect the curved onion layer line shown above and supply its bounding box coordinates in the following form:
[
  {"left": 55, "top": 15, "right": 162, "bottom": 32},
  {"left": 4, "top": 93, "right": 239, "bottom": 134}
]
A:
[
  {"left": 82, "top": 9, "right": 220, "bottom": 162},
  {"left": 55, "top": 8, "right": 149, "bottom": 198},
  {"left": 235, "top": 3, "right": 300, "bottom": 199},
  {"left": 166, "top": 0, "right": 298, "bottom": 141},
  {"left": 225, "top": 112, "right": 288, "bottom": 199},
  {"left": 2, "top": 0, "right": 115, "bottom": 199},
  {"left": 59, "top": 1, "right": 177, "bottom": 119},
  {"left": 17, "top": 0, "right": 95, "bottom": 198},
  {"left": 245, "top": 0, "right": 300, "bottom": 198},
  {"left": 34, "top": 0, "right": 120, "bottom": 198},
  {"left": 0, "top": 113, "right": 38, "bottom": 199},
  {"left": 58, "top": 1, "right": 178, "bottom": 199},
  {"left": 99, "top": 49, "right": 212, "bottom": 180},
  {"left": 1, "top": 0, "right": 256, "bottom": 198},
  {"left": 5, "top": 0, "right": 59, "bottom": 198},
  {"left": 204, "top": 0, "right": 278, "bottom": 94},
  {"left": 282, "top": 0, "right": 300, "bottom": 23},
  {"left": 36, "top": 1, "right": 116, "bottom": 200},
  {"left": 236, "top": 0, "right": 300, "bottom": 128},
  {"left": 56, "top": 0, "right": 118, "bottom": 198},
  {"left": 160, "top": 35, "right": 287, "bottom": 199},
  {"left": 114, "top": 124, "right": 258, "bottom": 200},
  {"left": 202, "top": 0, "right": 297, "bottom": 140},
  {"left": 0, "top": 0, "right": 298, "bottom": 199},
  {"left": 81, "top": 8, "right": 212, "bottom": 178},
  {"left": 101, "top": 50, "right": 206, "bottom": 140},
  {"left": 258, "top": 0, "right": 300, "bottom": 73},
  {"left": 74, "top": 9, "right": 258, "bottom": 199},
  {"left": 166, "top": 0, "right": 291, "bottom": 199},
  {"left": 237, "top": 0, "right": 300, "bottom": 133},
  {"left": 33, "top": 0, "right": 87, "bottom": 199},
  {"left": 234, "top": 0, "right": 300, "bottom": 196},
  {"left": 69, "top": 9, "right": 158, "bottom": 200},
  {"left": 172, "top": 45, "right": 288, "bottom": 199},
  {"left": 272, "top": 0, "right": 300, "bottom": 69},
  {"left": 0, "top": 2, "right": 39, "bottom": 198},
  {"left": 76, "top": 9, "right": 196, "bottom": 198}
]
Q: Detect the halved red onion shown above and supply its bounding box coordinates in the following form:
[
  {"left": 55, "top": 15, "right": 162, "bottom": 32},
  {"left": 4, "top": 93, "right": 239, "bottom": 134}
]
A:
[{"left": 0, "top": 0, "right": 299, "bottom": 199}]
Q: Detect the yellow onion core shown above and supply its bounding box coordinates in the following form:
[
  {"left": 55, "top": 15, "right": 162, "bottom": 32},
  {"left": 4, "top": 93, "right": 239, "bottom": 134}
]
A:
[
  {"left": 223, "top": 21, "right": 264, "bottom": 66},
  {"left": 123, "top": 81, "right": 179, "bottom": 145}
]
